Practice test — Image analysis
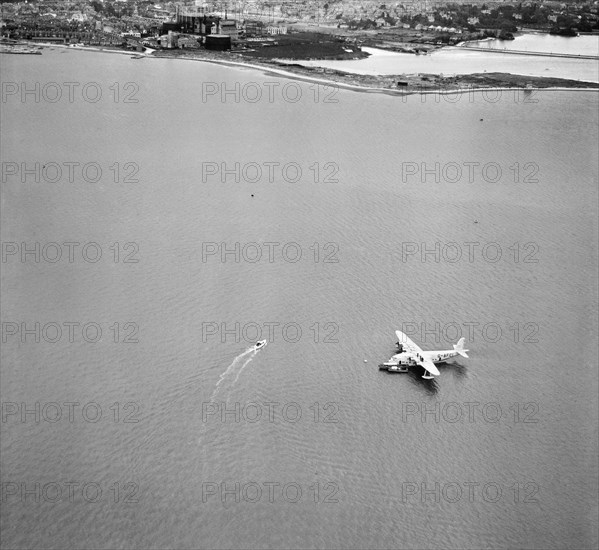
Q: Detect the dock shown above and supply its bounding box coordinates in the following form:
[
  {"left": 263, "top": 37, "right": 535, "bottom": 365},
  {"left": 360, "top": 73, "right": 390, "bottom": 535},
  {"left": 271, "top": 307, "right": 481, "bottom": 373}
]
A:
[{"left": 453, "top": 45, "right": 599, "bottom": 60}]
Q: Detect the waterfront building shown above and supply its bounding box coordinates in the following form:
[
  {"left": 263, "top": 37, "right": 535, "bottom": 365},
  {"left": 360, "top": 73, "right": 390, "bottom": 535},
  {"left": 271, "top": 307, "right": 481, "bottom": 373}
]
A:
[{"left": 205, "top": 33, "right": 231, "bottom": 50}]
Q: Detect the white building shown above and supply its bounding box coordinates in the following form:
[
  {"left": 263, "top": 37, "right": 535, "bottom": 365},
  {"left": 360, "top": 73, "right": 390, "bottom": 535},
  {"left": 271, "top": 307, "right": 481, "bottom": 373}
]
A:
[{"left": 265, "top": 25, "right": 287, "bottom": 35}]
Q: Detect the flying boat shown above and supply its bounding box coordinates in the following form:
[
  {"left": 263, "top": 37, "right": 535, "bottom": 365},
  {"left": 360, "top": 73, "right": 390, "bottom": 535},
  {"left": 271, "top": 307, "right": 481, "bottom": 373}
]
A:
[{"left": 379, "top": 330, "right": 469, "bottom": 379}]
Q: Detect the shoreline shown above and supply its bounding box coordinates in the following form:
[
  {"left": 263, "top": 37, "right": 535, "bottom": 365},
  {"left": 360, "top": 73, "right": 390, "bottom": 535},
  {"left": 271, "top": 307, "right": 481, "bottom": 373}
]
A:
[
  {"left": 27, "top": 41, "right": 599, "bottom": 97},
  {"left": 169, "top": 55, "right": 599, "bottom": 96}
]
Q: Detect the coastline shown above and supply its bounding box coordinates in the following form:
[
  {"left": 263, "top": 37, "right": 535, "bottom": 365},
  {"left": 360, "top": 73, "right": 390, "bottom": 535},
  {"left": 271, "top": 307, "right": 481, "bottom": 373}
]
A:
[
  {"left": 170, "top": 54, "right": 599, "bottom": 96},
  {"left": 29, "top": 41, "right": 599, "bottom": 97}
]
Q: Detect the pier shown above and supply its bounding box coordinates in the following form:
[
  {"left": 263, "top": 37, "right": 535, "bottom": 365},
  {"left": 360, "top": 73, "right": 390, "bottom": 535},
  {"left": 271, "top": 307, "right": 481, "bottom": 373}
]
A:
[{"left": 453, "top": 45, "right": 599, "bottom": 60}]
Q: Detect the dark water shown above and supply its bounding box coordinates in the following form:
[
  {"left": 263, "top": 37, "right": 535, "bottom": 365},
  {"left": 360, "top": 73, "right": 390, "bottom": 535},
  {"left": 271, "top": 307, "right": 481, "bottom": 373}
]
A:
[{"left": 1, "top": 50, "right": 598, "bottom": 549}]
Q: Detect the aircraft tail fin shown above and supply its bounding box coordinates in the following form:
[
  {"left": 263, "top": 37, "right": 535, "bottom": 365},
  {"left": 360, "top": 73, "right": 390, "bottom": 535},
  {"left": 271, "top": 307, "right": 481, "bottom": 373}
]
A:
[{"left": 453, "top": 337, "right": 469, "bottom": 358}]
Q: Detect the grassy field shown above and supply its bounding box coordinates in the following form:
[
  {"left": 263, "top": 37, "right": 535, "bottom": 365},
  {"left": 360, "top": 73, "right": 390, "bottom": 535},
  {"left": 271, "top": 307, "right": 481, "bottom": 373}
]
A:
[{"left": 239, "top": 32, "right": 368, "bottom": 60}]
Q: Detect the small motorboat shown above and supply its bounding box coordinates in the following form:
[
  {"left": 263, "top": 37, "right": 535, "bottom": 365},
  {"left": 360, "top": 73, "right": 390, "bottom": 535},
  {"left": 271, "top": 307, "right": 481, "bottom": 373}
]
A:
[
  {"left": 254, "top": 340, "right": 267, "bottom": 350},
  {"left": 378, "top": 361, "right": 408, "bottom": 373},
  {"left": 387, "top": 365, "right": 409, "bottom": 373}
]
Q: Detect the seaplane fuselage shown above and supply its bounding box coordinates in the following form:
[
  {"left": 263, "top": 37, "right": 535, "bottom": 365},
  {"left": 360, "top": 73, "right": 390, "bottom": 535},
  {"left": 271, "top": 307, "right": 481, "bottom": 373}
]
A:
[
  {"left": 379, "top": 331, "right": 470, "bottom": 378},
  {"left": 390, "top": 349, "right": 462, "bottom": 365}
]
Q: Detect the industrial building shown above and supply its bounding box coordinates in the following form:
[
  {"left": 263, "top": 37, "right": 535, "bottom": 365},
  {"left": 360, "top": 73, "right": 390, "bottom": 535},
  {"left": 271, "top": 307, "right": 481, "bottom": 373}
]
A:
[
  {"left": 205, "top": 34, "right": 231, "bottom": 51},
  {"left": 176, "top": 8, "right": 221, "bottom": 36}
]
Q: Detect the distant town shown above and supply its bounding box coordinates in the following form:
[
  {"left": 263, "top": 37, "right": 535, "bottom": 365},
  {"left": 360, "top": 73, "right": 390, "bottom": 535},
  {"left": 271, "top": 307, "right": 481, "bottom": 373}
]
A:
[
  {"left": 2, "top": 0, "right": 598, "bottom": 95},
  {"left": 1, "top": 0, "right": 598, "bottom": 57}
]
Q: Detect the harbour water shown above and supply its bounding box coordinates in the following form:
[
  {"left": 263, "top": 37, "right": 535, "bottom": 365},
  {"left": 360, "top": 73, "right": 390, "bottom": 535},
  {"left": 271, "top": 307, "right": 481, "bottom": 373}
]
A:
[
  {"left": 463, "top": 33, "right": 599, "bottom": 55},
  {"left": 1, "top": 48, "right": 598, "bottom": 549},
  {"left": 298, "top": 34, "right": 599, "bottom": 82}
]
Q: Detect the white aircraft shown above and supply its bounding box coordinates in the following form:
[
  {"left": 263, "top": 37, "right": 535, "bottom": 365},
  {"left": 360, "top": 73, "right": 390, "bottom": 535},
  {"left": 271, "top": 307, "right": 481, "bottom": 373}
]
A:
[{"left": 379, "top": 330, "right": 469, "bottom": 379}]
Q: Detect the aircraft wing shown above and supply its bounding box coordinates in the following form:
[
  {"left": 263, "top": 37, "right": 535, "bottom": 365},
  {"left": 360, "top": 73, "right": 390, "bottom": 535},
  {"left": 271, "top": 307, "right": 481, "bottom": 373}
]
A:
[
  {"left": 418, "top": 357, "right": 440, "bottom": 377},
  {"left": 395, "top": 330, "right": 424, "bottom": 355}
]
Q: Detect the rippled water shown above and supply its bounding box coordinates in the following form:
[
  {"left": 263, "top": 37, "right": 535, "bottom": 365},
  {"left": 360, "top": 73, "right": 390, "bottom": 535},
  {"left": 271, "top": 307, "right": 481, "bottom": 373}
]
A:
[{"left": 1, "top": 49, "right": 598, "bottom": 549}]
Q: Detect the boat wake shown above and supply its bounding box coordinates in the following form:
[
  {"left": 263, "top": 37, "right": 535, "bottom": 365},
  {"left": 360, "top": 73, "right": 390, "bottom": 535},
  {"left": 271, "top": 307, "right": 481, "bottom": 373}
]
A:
[
  {"left": 233, "top": 352, "right": 257, "bottom": 384},
  {"left": 199, "top": 344, "right": 265, "bottom": 448},
  {"left": 209, "top": 345, "right": 262, "bottom": 402}
]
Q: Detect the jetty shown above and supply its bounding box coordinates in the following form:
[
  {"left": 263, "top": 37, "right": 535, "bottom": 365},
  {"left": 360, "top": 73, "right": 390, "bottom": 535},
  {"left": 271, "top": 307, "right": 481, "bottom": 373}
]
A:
[{"left": 454, "top": 45, "right": 599, "bottom": 60}]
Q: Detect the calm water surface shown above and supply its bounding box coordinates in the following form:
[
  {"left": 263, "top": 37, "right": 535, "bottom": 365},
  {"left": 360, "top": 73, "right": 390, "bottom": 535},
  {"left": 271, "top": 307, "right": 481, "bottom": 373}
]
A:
[
  {"left": 1, "top": 49, "right": 598, "bottom": 549},
  {"left": 465, "top": 33, "right": 599, "bottom": 55},
  {"left": 298, "top": 34, "right": 599, "bottom": 81}
]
